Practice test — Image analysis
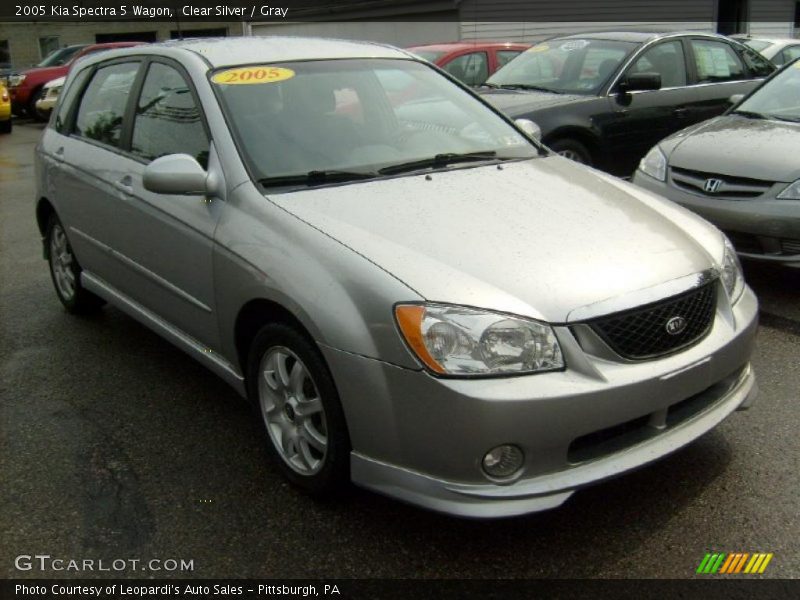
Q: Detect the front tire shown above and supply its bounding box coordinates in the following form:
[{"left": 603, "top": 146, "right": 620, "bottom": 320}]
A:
[
  {"left": 46, "top": 214, "right": 105, "bottom": 314},
  {"left": 549, "top": 138, "right": 592, "bottom": 166},
  {"left": 246, "top": 323, "right": 350, "bottom": 496},
  {"left": 0, "top": 118, "right": 11, "bottom": 134}
]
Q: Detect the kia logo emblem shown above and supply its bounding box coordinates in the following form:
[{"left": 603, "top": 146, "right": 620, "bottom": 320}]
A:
[
  {"left": 703, "top": 178, "right": 723, "bottom": 193},
  {"left": 665, "top": 316, "right": 687, "bottom": 335}
]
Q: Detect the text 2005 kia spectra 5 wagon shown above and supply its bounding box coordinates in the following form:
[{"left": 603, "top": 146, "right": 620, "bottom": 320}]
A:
[{"left": 35, "top": 38, "right": 758, "bottom": 517}]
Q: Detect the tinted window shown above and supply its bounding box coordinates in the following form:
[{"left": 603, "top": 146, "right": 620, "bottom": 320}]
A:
[
  {"left": 74, "top": 62, "right": 139, "bottom": 148},
  {"left": 690, "top": 39, "right": 745, "bottom": 82},
  {"left": 628, "top": 40, "right": 687, "bottom": 88},
  {"left": 55, "top": 68, "right": 92, "bottom": 134},
  {"left": 443, "top": 52, "right": 489, "bottom": 85},
  {"left": 739, "top": 46, "right": 774, "bottom": 76},
  {"left": 131, "top": 62, "right": 209, "bottom": 167},
  {"left": 497, "top": 50, "right": 522, "bottom": 68},
  {"left": 778, "top": 45, "right": 800, "bottom": 66}
]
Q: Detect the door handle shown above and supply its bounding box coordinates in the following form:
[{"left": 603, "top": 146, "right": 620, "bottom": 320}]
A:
[
  {"left": 115, "top": 175, "right": 133, "bottom": 193},
  {"left": 54, "top": 147, "right": 64, "bottom": 161}
]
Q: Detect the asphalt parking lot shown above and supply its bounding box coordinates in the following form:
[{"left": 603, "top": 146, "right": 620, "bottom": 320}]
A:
[{"left": 1, "top": 120, "right": 799, "bottom": 579}]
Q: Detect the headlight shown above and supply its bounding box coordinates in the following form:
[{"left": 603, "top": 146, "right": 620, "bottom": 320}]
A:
[
  {"left": 777, "top": 179, "right": 800, "bottom": 200},
  {"left": 395, "top": 304, "right": 564, "bottom": 376},
  {"left": 8, "top": 74, "right": 26, "bottom": 87},
  {"left": 639, "top": 145, "right": 667, "bottom": 181},
  {"left": 720, "top": 236, "right": 745, "bottom": 303}
]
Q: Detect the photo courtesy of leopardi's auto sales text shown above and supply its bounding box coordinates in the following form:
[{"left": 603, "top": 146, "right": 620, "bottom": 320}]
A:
[{"left": 1, "top": 0, "right": 798, "bottom": 598}]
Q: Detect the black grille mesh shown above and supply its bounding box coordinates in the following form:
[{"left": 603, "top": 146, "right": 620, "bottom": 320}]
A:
[{"left": 588, "top": 282, "right": 717, "bottom": 359}]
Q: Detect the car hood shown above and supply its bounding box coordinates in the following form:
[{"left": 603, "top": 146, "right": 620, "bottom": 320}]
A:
[
  {"left": 478, "top": 88, "right": 590, "bottom": 117},
  {"left": 668, "top": 115, "right": 800, "bottom": 182},
  {"left": 18, "top": 65, "right": 66, "bottom": 81},
  {"left": 268, "top": 158, "right": 722, "bottom": 323}
]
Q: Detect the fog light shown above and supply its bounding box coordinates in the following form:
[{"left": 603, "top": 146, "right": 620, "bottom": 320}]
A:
[{"left": 482, "top": 444, "right": 524, "bottom": 479}]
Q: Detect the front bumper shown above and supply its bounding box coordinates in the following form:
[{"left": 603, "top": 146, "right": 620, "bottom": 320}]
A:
[
  {"left": 633, "top": 170, "right": 800, "bottom": 267},
  {"left": 35, "top": 95, "right": 56, "bottom": 116},
  {"left": 322, "top": 285, "right": 758, "bottom": 518}
]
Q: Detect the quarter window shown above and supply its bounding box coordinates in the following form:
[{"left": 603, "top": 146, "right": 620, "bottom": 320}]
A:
[
  {"left": 54, "top": 68, "right": 93, "bottom": 134},
  {"left": 130, "top": 62, "right": 209, "bottom": 168},
  {"left": 74, "top": 62, "right": 140, "bottom": 148},
  {"left": 443, "top": 52, "right": 489, "bottom": 86},
  {"left": 628, "top": 41, "right": 687, "bottom": 88},
  {"left": 690, "top": 39, "right": 745, "bottom": 83}
]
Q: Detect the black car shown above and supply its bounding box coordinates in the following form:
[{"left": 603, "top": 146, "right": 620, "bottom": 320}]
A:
[{"left": 478, "top": 31, "right": 775, "bottom": 176}]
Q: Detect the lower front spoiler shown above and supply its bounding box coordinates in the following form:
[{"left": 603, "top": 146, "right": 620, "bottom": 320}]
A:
[{"left": 351, "top": 365, "right": 757, "bottom": 518}]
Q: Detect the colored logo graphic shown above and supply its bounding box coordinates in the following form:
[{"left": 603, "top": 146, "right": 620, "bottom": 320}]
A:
[{"left": 697, "top": 552, "right": 773, "bottom": 574}]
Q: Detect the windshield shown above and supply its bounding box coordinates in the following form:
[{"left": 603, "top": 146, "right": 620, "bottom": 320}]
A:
[
  {"left": 212, "top": 58, "right": 539, "bottom": 185},
  {"left": 743, "top": 39, "right": 773, "bottom": 53},
  {"left": 735, "top": 61, "right": 800, "bottom": 122},
  {"left": 409, "top": 49, "right": 447, "bottom": 63},
  {"left": 37, "top": 45, "right": 85, "bottom": 68},
  {"left": 486, "top": 38, "right": 637, "bottom": 94}
]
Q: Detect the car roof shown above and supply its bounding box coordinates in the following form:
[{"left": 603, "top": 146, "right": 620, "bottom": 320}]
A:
[
  {"left": 553, "top": 30, "right": 731, "bottom": 43},
  {"left": 735, "top": 36, "right": 798, "bottom": 44},
  {"left": 407, "top": 42, "right": 530, "bottom": 52},
  {"left": 143, "top": 36, "right": 411, "bottom": 67}
]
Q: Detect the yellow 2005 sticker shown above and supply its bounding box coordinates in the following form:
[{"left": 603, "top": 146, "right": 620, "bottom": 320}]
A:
[
  {"left": 527, "top": 44, "right": 549, "bottom": 53},
  {"left": 211, "top": 66, "right": 295, "bottom": 85}
]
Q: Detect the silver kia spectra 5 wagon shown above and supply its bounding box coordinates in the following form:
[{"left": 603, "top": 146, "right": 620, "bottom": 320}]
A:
[{"left": 35, "top": 37, "right": 758, "bottom": 517}]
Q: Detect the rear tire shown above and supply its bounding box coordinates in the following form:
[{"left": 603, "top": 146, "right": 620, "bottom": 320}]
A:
[
  {"left": 0, "top": 119, "right": 10, "bottom": 134},
  {"left": 45, "top": 214, "right": 105, "bottom": 314},
  {"left": 246, "top": 322, "right": 351, "bottom": 497},
  {"left": 549, "top": 138, "right": 593, "bottom": 166}
]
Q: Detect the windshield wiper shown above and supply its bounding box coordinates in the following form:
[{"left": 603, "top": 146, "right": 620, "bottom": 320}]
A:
[
  {"left": 767, "top": 114, "right": 800, "bottom": 123},
  {"left": 497, "top": 83, "right": 562, "bottom": 94},
  {"left": 377, "top": 151, "right": 500, "bottom": 176},
  {"left": 259, "top": 170, "right": 378, "bottom": 188},
  {"left": 732, "top": 110, "right": 767, "bottom": 119}
]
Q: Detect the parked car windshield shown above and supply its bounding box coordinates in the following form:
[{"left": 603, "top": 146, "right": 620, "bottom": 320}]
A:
[
  {"left": 734, "top": 61, "right": 800, "bottom": 122},
  {"left": 212, "top": 58, "right": 539, "bottom": 185},
  {"left": 486, "top": 38, "right": 638, "bottom": 94},
  {"left": 37, "top": 45, "right": 86, "bottom": 68}
]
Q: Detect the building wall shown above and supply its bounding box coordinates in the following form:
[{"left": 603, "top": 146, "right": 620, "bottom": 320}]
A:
[
  {"left": 251, "top": 19, "right": 459, "bottom": 47},
  {"left": 0, "top": 22, "right": 242, "bottom": 69},
  {"left": 747, "top": 0, "right": 797, "bottom": 36}
]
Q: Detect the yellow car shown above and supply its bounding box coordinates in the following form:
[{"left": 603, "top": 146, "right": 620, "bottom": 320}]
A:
[{"left": 0, "top": 83, "right": 11, "bottom": 134}]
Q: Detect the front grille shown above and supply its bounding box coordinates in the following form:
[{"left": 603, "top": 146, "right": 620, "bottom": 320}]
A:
[
  {"left": 723, "top": 229, "right": 800, "bottom": 256},
  {"left": 587, "top": 282, "right": 717, "bottom": 360},
  {"left": 670, "top": 166, "right": 773, "bottom": 199}
]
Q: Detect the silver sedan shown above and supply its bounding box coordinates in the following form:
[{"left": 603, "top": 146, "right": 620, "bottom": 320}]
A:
[
  {"left": 35, "top": 37, "right": 758, "bottom": 518},
  {"left": 634, "top": 59, "right": 800, "bottom": 268}
]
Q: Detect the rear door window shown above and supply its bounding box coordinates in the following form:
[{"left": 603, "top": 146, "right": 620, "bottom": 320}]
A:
[
  {"left": 74, "top": 62, "right": 140, "bottom": 148},
  {"left": 690, "top": 39, "right": 746, "bottom": 83}
]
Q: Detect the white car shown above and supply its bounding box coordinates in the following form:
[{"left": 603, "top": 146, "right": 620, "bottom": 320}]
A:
[
  {"left": 35, "top": 75, "right": 65, "bottom": 119},
  {"left": 732, "top": 35, "right": 800, "bottom": 66}
]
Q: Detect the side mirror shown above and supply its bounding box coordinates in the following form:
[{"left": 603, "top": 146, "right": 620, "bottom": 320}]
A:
[
  {"left": 143, "top": 154, "right": 212, "bottom": 196},
  {"left": 515, "top": 118, "right": 542, "bottom": 141},
  {"left": 619, "top": 72, "right": 662, "bottom": 93},
  {"left": 728, "top": 93, "right": 745, "bottom": 105}
]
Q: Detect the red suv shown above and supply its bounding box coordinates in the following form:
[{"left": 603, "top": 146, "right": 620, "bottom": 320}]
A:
[
  {"left": 406, "top": 42, "right": 531, "bottom": 86},
  {"left": 8, "top": 42, "right": 145, "bottom": 119}
]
